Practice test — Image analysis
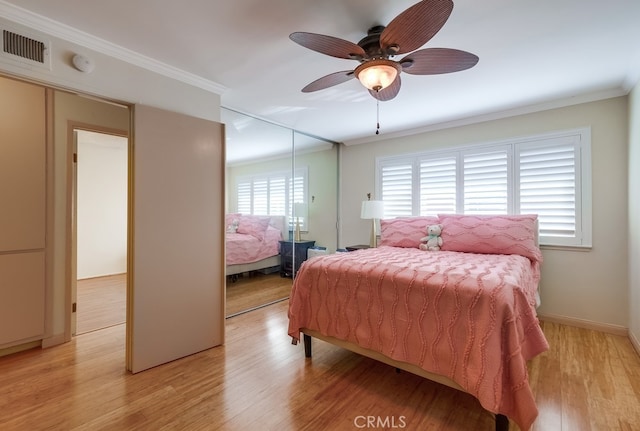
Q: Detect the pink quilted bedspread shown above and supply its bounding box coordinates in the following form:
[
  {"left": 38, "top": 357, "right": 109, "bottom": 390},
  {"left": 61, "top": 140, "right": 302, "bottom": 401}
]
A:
[
  {"left": 226, "top": 226, "right": 281, "bottom": 265},
  {"left": 288, "top": 246, "right": 549, "bottom": 430}
]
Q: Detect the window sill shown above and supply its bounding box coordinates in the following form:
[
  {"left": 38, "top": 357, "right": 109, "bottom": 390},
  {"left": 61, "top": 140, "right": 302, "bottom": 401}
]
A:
[{"left": 540, "top": 244, "right": 592, "bottom": 252}]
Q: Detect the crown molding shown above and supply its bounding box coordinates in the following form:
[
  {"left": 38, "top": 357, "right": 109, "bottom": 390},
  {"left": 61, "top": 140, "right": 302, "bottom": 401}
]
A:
[
  {"left": 0, "top": 0, "right": 227, "bottom": 94},
  {"left": 344, "top": 87, "right": 628, "bottom": 146}
]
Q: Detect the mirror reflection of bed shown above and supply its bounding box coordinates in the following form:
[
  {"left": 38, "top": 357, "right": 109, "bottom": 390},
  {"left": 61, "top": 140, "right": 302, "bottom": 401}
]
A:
[
  {"left": 225, "top": 215, "right": 292, "bottom": 317},
  {"left": 223, "top": 107, "right": 338, "bottom": 318}
]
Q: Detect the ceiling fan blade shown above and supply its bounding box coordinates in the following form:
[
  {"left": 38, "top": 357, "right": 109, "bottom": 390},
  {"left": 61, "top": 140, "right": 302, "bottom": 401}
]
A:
[
  {"left": 290, "top": 32, "right": 366, "bottom": 60},
  {"left": 401, "top": 48, "right": 478, "bottom": 75},
  {"left": 380, "top": 0, "right": 453, "bottom": 55},
  {"left": 302, "top": 70, "right": 355, "bottom": 92},
  {"left": 369, "top": 75, "right": 401, "bottom": 101}
]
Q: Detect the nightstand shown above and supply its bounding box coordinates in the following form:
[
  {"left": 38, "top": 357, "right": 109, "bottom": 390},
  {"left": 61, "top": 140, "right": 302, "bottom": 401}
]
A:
[
  {"left": 279, "top": 240, "right": 316, "bottom": 277},
  {"left": 345, "top": 244, "right": 370, "bottom": 251}
]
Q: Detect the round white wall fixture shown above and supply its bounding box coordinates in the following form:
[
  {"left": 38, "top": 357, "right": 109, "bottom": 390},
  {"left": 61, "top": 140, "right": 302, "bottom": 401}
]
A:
[{"left": 72, "top": 54, "right": 95, "bottom": 73}]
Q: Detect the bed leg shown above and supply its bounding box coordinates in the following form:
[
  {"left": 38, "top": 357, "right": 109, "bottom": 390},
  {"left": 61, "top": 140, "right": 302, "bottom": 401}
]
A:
[
  {"left": 495, "top": 414, "right": 509, "bottom": 431},
  {"left": 303, "top": 334, "right": 312, "bottom": 358}
]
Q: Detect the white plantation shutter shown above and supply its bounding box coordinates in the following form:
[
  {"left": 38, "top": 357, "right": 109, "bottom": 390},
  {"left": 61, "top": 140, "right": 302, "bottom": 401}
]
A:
[
  {"left": 463, "top": 149, "right": 509, "bottom": 214},
  {"left": 269, "top": 176, "right": 287, "bottom": 216},
  {"left": 252, "top": 178, "right": 268, "bottom": 215},
  {"left": 376, "top": 128, "right": 591, "bottom": 247},
  {"left": 420, "top": 156, "right": 457, "bottom": 215},
  {"left": 379, "top": 160, "right": 414, "bottom": 218},
  {"left": 289, "top": 170, "right": 307, "bottom": 229},
  {"left": 237, "top": 181, "right": 251, "bottom": 214},
  {"left": 290, "top": 173, "right": 305, "bottom": 203},
  {"left": 518, "top": 138, "right": 579, "bottom": 241},
  {"left": 236, "top": 167, "right": 308, "bottom": 228}
]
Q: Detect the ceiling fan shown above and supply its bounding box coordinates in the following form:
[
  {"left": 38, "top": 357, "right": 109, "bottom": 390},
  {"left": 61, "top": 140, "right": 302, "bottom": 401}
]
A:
[{"left": 290, "top": 0, "right": 478, "bottom": 102}]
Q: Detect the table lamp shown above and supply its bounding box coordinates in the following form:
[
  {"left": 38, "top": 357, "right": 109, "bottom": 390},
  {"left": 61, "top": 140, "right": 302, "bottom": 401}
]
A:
[
  {"left": 361, "top": 199, "right": 384, "bottom": 247},
  {"left": 293, "top": 202, "right": 308, "bottom": 242}
]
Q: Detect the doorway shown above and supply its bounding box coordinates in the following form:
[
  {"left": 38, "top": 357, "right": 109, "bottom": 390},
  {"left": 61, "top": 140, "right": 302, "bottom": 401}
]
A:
[{"left": 74, "top": 129, "right": 128, "bottom": 335}]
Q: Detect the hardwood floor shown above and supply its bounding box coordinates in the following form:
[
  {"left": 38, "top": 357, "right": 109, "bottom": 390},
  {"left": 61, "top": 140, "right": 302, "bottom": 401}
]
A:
[
  {"left": 76, "top": 274, "right": 127, "bottom": 334},
  {"left": 226, "top": 272, "right": 292, "bottom": 317},
  {"left": 76, "top": 272, "right": 292, "bottom": 333},
  {"left": 1, "top": 301, "right": 639, "bottom": 430}
]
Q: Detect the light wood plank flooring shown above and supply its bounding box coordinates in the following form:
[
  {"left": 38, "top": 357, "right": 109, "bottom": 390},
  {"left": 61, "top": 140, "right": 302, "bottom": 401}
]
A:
[
  {"left": 226, "top": 272, "right": 292, "bottom": 317},
  {"left": 76, "top": 274, "right": 127, "bottom": 334},
  {"left": 76, "top": 273, "right": 292, "bottom": 333},
  {"left": 1, "top": 301, "right": 639, "bottom": 430}
]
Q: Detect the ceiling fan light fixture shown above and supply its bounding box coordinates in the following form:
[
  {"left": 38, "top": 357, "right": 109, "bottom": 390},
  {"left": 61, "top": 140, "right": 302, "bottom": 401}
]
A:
[{"left": 355, "top": 59, "right": 400, "bottom": 92}]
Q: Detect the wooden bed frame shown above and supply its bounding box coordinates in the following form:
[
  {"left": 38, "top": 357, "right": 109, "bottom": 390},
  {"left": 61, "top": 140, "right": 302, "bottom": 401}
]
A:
[
  {"left": 226, "top": 254, "right": 280, "bottom": 276},
  {"left": 294, "top": 221, "right": 542, "bottom": 430},
  {"left": 301, "top": 328, "right": 510, "bottom": 431}
]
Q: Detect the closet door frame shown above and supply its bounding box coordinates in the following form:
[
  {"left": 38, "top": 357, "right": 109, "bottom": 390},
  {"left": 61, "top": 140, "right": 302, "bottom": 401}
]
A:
[{"left": 65, "top": 122, "right": 129, "bottom": 339}]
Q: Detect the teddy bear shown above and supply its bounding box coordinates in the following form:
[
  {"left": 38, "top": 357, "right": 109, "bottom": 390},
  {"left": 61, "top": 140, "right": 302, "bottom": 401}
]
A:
[
  {"left": 419, "top": 224, "right": 443, "bottom": 251},
  {"left": 226, "top": 219, "right": 239, "bottom": 233}
]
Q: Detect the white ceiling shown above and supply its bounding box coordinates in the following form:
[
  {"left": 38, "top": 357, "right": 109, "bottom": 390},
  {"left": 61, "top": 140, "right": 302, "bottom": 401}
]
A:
[{"left": 4, "top": 0, "right": 640, "bottom": 145}]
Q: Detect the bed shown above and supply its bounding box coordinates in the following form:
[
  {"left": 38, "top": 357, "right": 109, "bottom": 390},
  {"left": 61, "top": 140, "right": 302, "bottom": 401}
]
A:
[
  {"left": 288, "top": 214, "right": 549, "bottom": 431},
  {"left": 226, "top": 214, "right": 286, "bottom": 277}
]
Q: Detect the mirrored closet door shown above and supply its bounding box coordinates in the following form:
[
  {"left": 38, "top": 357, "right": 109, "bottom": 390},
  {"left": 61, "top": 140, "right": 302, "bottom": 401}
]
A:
[{"left": 223, "top": 108, "right": 338, "bottom": 317}]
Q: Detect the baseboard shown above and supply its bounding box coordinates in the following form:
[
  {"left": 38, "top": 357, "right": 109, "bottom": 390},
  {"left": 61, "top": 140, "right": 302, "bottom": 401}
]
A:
[
  {"left": 78, "top": 272, "right": 126, "bottom": 281},
  {"left": 41, "top": 333, "right": 67, "bottom": 349},
  {"left": 0, "top": 332, "right": 67, "bottom": 357},
  {"left": 0, "top": 340, "right": 41, "bottom": 358},
  {"left": 630, "top": 331, "right": 640, "bottom": 357},
  {"left": 537, "top": 313, "right": 628, "bottom": 337}
]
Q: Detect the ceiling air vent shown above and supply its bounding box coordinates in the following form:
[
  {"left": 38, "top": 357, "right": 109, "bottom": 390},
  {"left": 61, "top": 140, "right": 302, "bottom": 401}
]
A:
[{"left": 1, "top": 28, "right": 51, "bottom": 70}]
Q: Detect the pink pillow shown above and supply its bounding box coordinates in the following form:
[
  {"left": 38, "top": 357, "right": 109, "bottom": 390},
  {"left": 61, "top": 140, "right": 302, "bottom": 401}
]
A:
[
  {"left": 438, "top": 214, "right": 542, "bottom": 262},
  {"left": 236, "top": 215, "right": 271, "bottom": 241},
  {"left": 379, "top": 216, "right": 440, "bottom": 248}
]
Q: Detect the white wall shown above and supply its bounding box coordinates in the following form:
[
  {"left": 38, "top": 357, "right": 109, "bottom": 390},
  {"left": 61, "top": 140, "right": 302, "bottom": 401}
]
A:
[
  {"left": 77, "top": 131, "right": 128, "bottom": 279},
  {"left": 341, "top": 97, "right": 629, "bottom": 330},
  {"left": 629, "top": 83, "right": 640, "bottom": 351}
]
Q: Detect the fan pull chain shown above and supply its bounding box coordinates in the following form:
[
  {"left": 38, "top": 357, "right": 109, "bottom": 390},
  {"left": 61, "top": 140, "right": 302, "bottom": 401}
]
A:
[{"left": 376, "top": 99, "right": 380, "bottom": 135}]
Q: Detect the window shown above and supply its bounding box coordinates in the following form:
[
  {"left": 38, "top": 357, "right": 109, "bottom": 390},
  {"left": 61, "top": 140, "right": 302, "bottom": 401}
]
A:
[
  {"left": 236, "top": 167, "right": 308, "bottom": 230},
  {"left": 376, "top": 128, "right": 591, "bottom": 247}
]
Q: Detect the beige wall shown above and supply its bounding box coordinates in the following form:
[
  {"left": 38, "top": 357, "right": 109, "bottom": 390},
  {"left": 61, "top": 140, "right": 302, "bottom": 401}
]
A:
[
  {"left": 297, "top": 148, "right": 339, "bottom": 252},
  {"left": 629, "top": 83, "right": 640, "bottom": 350},
  {"left": 341, "top": 96, "right": 629, "bottom": 329}
]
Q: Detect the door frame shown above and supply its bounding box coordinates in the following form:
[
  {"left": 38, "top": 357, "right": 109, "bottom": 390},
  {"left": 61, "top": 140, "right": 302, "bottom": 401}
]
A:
[{"left": 65, "top": 121, "right": 129, "bottom": 339}]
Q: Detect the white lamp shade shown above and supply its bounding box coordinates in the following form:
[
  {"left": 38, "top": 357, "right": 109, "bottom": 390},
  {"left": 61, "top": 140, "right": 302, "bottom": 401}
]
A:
[
  {"left": 293, "top": 202, "right": 308, "bottom": 218},
  {"left": 361, "top": 200, "right": 384, "bottom": 219}
]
